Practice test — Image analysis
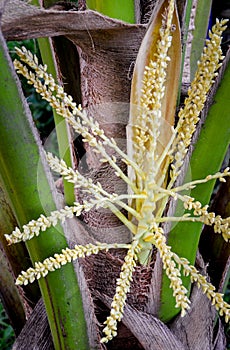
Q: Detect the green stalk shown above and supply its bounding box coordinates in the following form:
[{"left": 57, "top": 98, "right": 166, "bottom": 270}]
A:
[
  {"left": 0, "top": 31, "right": 89, "bottom": 349},
  {"left": 177, "top": 0, "right": 193, "bottom": 104},
  {"left": 190, "top": 0, "right": 212, "bottom": 80},
  {"left": 86, "top": 0, "right": 136, "bottom": 23},
  {"left": 30, "top": 0, "right": 75, "bottom": 206},
  {"left": 178, "top": 0, "right": 213, "bottom": 103},
  {"left": 159, "top": 56, "right": 230, "bottom": 322}
]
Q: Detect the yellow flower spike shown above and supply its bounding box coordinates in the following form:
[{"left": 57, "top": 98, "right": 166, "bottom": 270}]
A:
[
  {"left": 173, "top": 253, "right": 230, "bottom": 322},
  {"left": 128, "top": 0, "right": 181, "bottom": 197},
  {"left": 168, "top": 18, "right": 228, "bottom": 187},
  {"left": 101, "top": 241, "right": 140, "bottom": 343},
  {"left": 127, "top": 0, "right": 181, "bottom": 264},
  {"left": 11, "top": 9, "right": 230, "bottom": 344},
  {"left": 15, "top": 243, "right": 131, "bottom": 286}
]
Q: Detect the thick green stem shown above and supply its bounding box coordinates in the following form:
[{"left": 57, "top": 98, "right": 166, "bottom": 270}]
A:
[
  {"left": 190, "top": 0, "right": 212, "bottom": 80},
  {"left": 0, "top": 30, "right": 89, "bottom": 349},
  {"left": 86, "top": 0, "right": 136, "bottom": 23}
]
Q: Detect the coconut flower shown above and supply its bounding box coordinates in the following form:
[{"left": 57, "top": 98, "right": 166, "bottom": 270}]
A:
[{"left": 6, "top": 0, "right": 230, "bottom": 343}]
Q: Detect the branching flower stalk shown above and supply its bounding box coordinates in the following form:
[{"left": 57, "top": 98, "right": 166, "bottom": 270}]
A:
[
  {"left": 168, "top": 18, "right": 226, "bottom": 187},
  {"left": 6, "top": 0, "right": 230, "bottom": 343},
  {"left": 15, "top": 242, "right": 131, "bottom": 285}
]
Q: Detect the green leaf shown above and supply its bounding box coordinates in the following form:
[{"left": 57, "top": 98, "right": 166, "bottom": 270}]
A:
[{"left": 86, "top": 0, "right": 136, "bottom": 23}]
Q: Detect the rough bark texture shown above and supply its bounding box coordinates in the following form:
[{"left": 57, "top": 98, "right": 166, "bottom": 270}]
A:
[
  {"left": 170, "top": 285, "right": 225, "bottom": 350},
  {"left": 12, "top": 284, "right": 226, "bottom": 350},
  {"left": 12, "top": 298, "right": 54, "bottom": 350}
]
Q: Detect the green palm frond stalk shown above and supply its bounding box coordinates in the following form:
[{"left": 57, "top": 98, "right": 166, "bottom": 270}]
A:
[
  {"left": 190, "top": 0, "right": 212, "bottom": 80},
  {"left": 86, "top": 0, "right": 136, "bottom": 23}
]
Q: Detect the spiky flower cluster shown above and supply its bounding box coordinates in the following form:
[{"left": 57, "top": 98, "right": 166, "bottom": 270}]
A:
[
  {"left": 16, "top": 242, "right": 130, "bottom": 285},
  {"left": 170, "top": 18, "right": 226, "bottom": 183},
  {"left": 6, "top": 0, "right": 230, "bottom": 343},
  {"left": 101, "top": 241, "right": 140, "bottom": 343},
  {"left": 183, "top": 192, "right": 230, "bottom": 241},
  {"left": 132, "top": 0, "right": 175, "bottom": 178},
  {"left": 145, "top": 224, "right": 191, "bottom": 314},
  {"left": 173, "top": 253, "right": 230, "bottom": 322}
]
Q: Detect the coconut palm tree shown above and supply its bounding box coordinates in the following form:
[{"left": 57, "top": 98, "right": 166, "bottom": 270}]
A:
[{"left": 0, "top": 1, "right": 230, "bottom": 349}]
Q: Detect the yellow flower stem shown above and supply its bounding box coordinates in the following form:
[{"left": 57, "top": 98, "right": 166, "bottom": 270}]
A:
[
  {"left": 172, "top": 170, "right": 230, "bottom": 193},
  {"left": 46, "top": 152, "right": 143, "bottom": 222},
  {"left": 16, "top": 242, "right": 132, "bottom": 285},
  {"left": 105, "top": 202, "right": 137, "bottom": 235},
  {"left": 14, "top": 51, "right": 140, "bottom": 195}
]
